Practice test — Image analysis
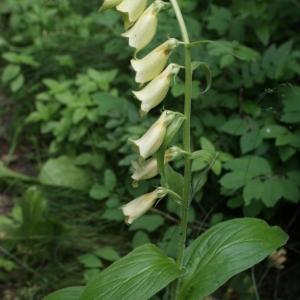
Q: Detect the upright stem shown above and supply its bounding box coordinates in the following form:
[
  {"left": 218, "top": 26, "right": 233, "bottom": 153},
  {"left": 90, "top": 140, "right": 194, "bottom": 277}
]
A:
[{"left": 169, "top": 0, "right": 192, "bottom": 299}]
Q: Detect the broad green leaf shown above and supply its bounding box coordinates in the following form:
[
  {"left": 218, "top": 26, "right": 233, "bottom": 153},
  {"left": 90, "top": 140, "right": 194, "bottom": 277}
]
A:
[
  {"left": 255, "top": 24, "right": 269, "bottom": 45},
  {"left": 79, "top": 244, "right": 186, "bottom": 300},
  {"left": 219, "top": 171, "right": 253, "bottom": 189},
  {"left": 132, "top": 231, "right": 151, "bottom": 249},
  {"left": 281, "top": 112, "right": 300, "bottom": 123},
  {"left": 94, "top": 247, "right": 121, "bottom": 262},
  {"left": 73, "top": 107, "right": 88, "bottom": 124},
  {"left": 220, "top": 119, "right": 249, "bottom": 136},
  {"left": 260, "top": 125, "right": 287, "bottom": 138},
  {"left": 178, "top": 218, "right": 288, "bottom": 300},
  {"left": 220, "top": 54, "right": 234, "bottom": 68},
  {"left": 104, "top": 169, "right": 117, "bottom": 191},
  {"left": 43, "top": 287, "right": 85, "bottom": 300},
  {"left": 78, "top": 254, "right": 103, "bottom": 268},
  {"left": 278, "top": 146, "right": 296, "bottom": 162},
  {"left": 211, "top": 159, "right": 222, "bottom": 175},
  {"left": 38, "top": 156, "right": 92, "bottom": 190},
  {"left": 200, "top": 137, "right": 215, "bottom": 151},
  {"left": 243, "top": 179, "right": 263, "bottom": 205},
  {"left": 223, "top": 155, "right": 272, "bottom": 176},
  {"left": 287, "top": 171, "right": 300, "bottom": 186},
  {"left": 10, "top": 74, "right": 24, "bottom": 92},
  {"left": 279, "top": 179, "right": 299, "bottom": 203},
  {"left": 191, "top": 61, "right": 212, "bottom": 93},
  {"left": 243, "top": 200, "right": 263, "bottom": 217},
  {"left": 261, "top": 179, "right": 283, "bottom": 207},
  {"left": 89, "top": 184, "right": 110, "bottom": 200},
  {"left": 240, "top": 128, "right": 263, "bottom": 154},
  {"left": 1, "top": 64, "right": 20, "bottom": 83},
  {"left": 129, "top": 215, "right": 165, "bottom": 232}
]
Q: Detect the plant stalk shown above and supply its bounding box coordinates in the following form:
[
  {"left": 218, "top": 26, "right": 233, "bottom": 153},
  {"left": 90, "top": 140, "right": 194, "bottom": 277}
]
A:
[{"left": 169, "top": 0, "right": 192, "bottom": 299}]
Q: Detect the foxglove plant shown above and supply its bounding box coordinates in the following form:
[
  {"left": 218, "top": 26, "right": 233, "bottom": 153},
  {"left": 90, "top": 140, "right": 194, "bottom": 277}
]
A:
[{"left": 44, "top": 1, "right": 288, "bottom": 300}]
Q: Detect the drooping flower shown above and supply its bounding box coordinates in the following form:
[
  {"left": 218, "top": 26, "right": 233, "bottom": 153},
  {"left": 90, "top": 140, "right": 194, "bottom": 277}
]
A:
[
  {"left": 121, "top": 187, "right": 167, "bottom": 224},
  {"left": 133, "top": 64, "right": 180, "bottom": 118},
  {"left": 117, "top": 0, "right": 147, "bottom": 30},
  {"left": 121, "top": 0, "right": 170, "bottom": 54},
  {"left": 131, "top": 146, "right": 182, "bottom": 187},
  {"left": 99, "top": 0, "right": 123, "bottom": 12},
  {"left": 131, "top": 38, "right": 179, "bottom": 85},
  {"left": 129, "top": 110, "right": 176, "bottom": 162}
]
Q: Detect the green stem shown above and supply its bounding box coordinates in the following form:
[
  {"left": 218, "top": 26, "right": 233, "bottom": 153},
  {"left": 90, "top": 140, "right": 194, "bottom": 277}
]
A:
[{"left": 169, "top": 0, "right": 192, "bottom": 299}]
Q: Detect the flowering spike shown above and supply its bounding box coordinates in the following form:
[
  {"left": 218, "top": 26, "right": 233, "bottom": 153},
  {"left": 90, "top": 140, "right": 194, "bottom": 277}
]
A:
[
  {"left": 133, "top": 64, "right": 180, "bottom": 118},
  {"left": 99, "top": 0, "right": 123, "bottom": 12},
  {"left": 121, "top": 0, "right": 170, "bottom": 54},
  {"left": 120, "top": 187, "right": 167, "bottom": 224},
  {"left": 131, "top": 38, "right": 179, "bottom": 85},
  {"left": 131, "top": 146, "right": 182, "bottom": 187},
  {"left": 129, "top": 110, "right": 176, "bottom": 162},
  {"left": 117, "top": 0, "right": 147, "bottom": 30}
]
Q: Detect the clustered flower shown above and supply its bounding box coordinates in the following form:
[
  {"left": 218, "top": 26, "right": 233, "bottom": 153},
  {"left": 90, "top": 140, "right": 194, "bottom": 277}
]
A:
[{"left": 100, "top": 0, "right": 183, "bottom": 224}]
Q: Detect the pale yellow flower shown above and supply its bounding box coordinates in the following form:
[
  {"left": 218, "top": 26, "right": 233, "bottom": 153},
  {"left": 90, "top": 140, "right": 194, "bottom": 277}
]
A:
[
  {"left": 131, "top": 38, "right": 179, "bottom": 85},
  {"left": 117, "top": 0, "right": 147, "bottom": 30},
  {"left": 133, "top": 64, "right": 180, "bottom": 118},
  {"left": 129, "top": 111, "right": 176, "bottom": 162},
  {"left": 131, "top": 146, "right": 181, "bottom": 187},
  {"left": 121, "top": 0, "right": 169, "bottom": 54},
  {"left": 99, "top": 0, "right": 123, "bottom": 12},
  {"left": 121, "top": 187, "right": 167, "bottom": 224}
]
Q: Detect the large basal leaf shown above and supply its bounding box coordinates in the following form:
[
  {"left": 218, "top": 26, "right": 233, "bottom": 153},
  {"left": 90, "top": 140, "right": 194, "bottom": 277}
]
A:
[
  {"left": 178, "top": 218, "right": 288, "bottom": 300},
  {"left": 43, "top": 286, "right": 85, "bottom": 300},
  {"left": 79, "top": 244, "right": 186, "bottom": 300},
  {"left": 38, "top": 156, "right": 92, "bottom": 190}
]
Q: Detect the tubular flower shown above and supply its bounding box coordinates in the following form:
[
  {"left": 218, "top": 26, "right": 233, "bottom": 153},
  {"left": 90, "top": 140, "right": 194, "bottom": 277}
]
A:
[
  {"left": 133, "top": 64, "right": 180, "bottom": 118},
  {"left": 117, "top": 0, "right": 147, "bottom": 30},
  {"left": 131, "top": 146, "right": 182, "bottom": 187},
  {"left": 131, "top": 38, "right": 179, "bottom": 85},
  {"left": 121, "top": 0, "right": 170, "bottom": 54},
  {"left": 121, "top": 187, "right": 167, "bottom": 224},
  {"left": 129, "top": 110, "right": 176, "bottom": 162},
  {"left": 99, "top": 0, "right": 123, "bottom": 12}
]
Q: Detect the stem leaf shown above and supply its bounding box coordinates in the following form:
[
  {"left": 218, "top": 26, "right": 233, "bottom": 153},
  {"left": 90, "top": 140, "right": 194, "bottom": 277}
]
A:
[
  {"left": 43, "top": 287, "right": 85, "bottom": 300},
  {"left": 78, "top": 244, "right": 186, "bottom": 300},
  {"left": 191, "top": 61, "right": 212, "bottom": 94},
  {"left": 178, "top": 218, "right": 288, "bottom": 300}
]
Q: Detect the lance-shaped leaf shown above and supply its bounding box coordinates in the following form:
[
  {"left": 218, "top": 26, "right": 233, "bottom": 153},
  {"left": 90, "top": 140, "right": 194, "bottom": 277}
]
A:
[
  {"left": 79, "top": 244, "right": 186, "bottom": 300},
  {"left": 43, "top": 287, "right": 85, "bottom": 300},
  {"left": 178, "top": 218, "right": 288, "bottom": 300},
  {"left": 191, "top": 61, "right": 212, "bottom": 94}
]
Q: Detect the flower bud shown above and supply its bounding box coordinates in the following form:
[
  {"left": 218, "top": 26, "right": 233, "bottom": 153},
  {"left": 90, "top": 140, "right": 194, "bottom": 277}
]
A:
[
  {"left": 117, "top": 0, "right": 147, "bottom": 30},
  {"left": 129, "top": 110, "right": 176, "bottom": 162},
  {"left": 99, "top": 0, "right": 123, "bottom": 12},
  {"left": 133, "top": 64, "right": 180, "bottom": 118},
  {"left": 131, "top": 38, "right": 179, "bottom": 85},
  {"left": 131, "top": 146, "right": 182, "bottom": 187},
  {"left": 121, "top": 187, "right": 167, "bottom": 224},
  {"left": 121, "top": 0, "right": 170, "bottom": 54}
]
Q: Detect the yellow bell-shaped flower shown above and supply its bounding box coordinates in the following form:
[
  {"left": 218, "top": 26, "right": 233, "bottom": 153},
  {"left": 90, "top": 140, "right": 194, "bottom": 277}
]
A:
[
  {"left": 129, "top": 110, "right": 176, "bottom": 162},
  {"left": 117, "top": 0, "right": 147, "bottom": 30},
  {"left": 121, "top": 0, "right": 170, "bottom": 54},
  {"left": 131, "top": 38, "right": 179, "bottom": 85},
  {"left": 121, "top": 187, "right": 167, "bottom": 224},
  {"left": 133, "top": 64, "right": 180, "bottom": 118},
  {"left": 99, "top": 0, "right": 123, "bottom": 12},
  {"left": 131, "top": 146, "right": 182, "bottom": 187}
]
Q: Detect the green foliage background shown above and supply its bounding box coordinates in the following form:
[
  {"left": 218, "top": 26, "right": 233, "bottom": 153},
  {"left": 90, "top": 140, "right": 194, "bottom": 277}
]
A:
[{"left": 0, "top": 0, "right": 299, "bottom": 299}]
